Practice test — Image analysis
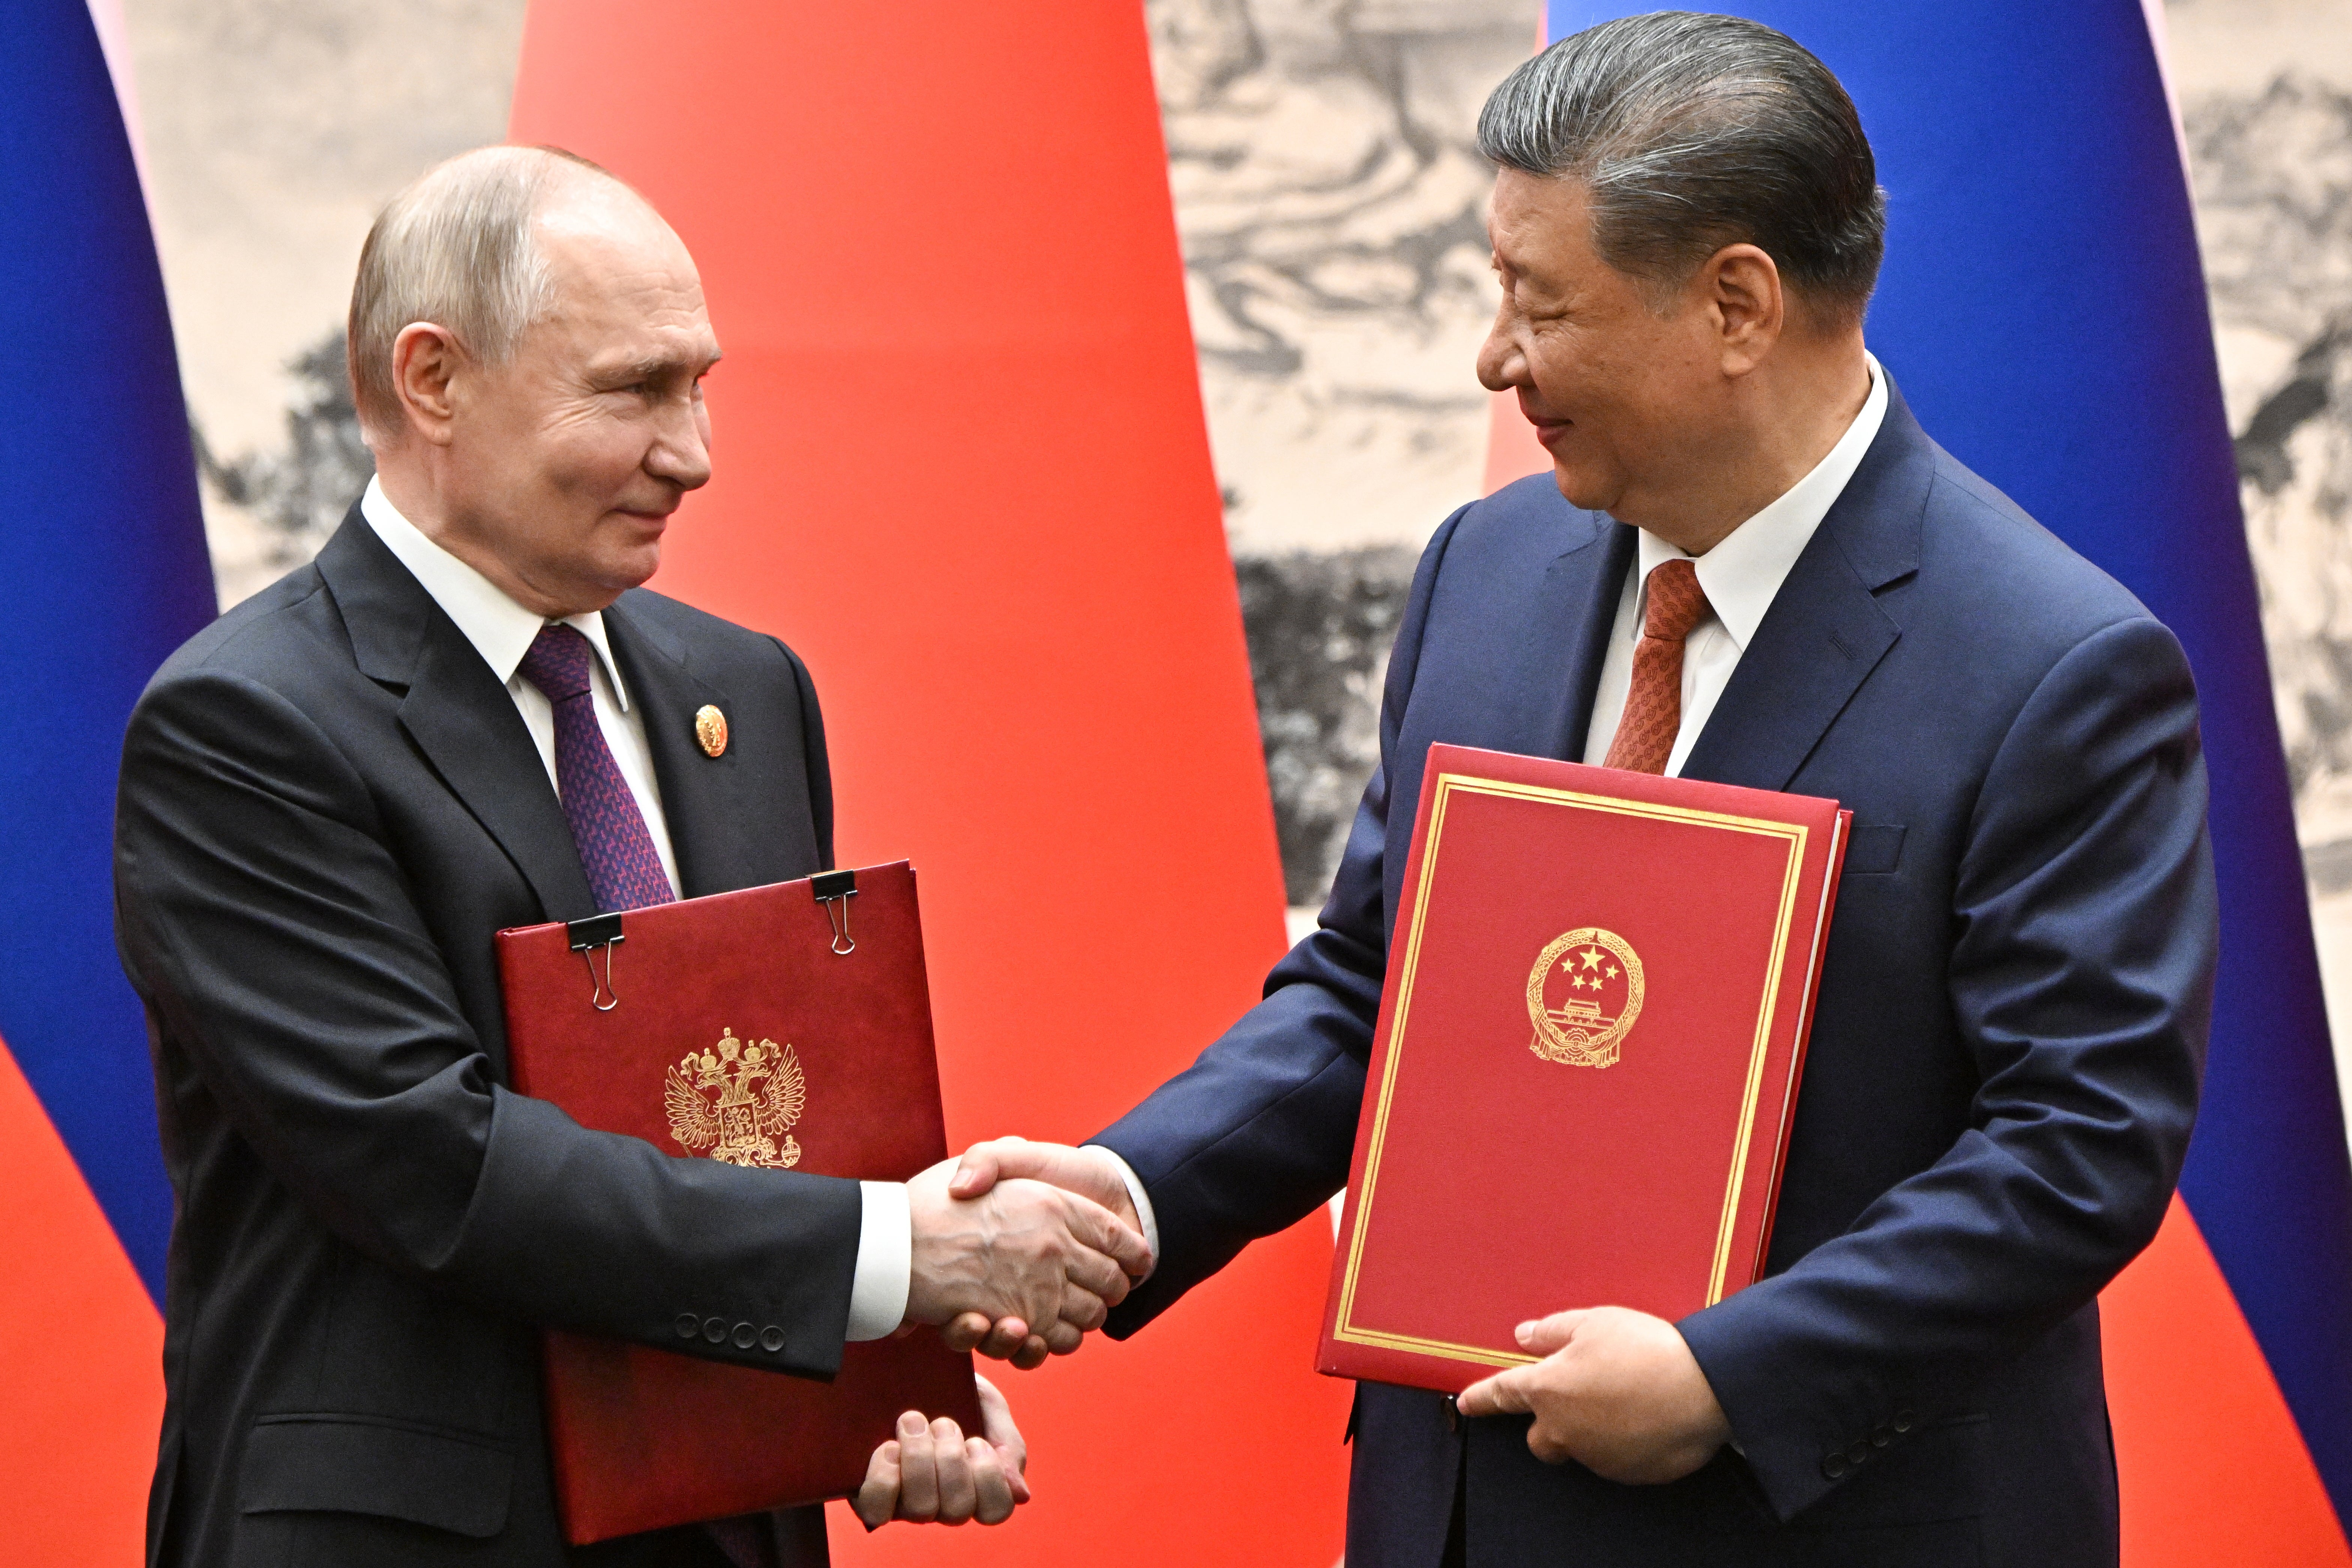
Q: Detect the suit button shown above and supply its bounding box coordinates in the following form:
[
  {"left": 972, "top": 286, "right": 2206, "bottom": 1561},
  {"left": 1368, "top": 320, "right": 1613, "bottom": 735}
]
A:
[
  {"left": 1893, "top": 1409, "right": 1916, "bottom": 1434},
  {"left": 732, "top": 1322, "right": 757, "bottom": 1349},
  {"left": 1846, "top": 1441, "right": 1870, "bottom": 1466},
  {"left": 703, "top": 1316, "right": 728, "bottom": 1344},
  {"left": 760, "top": 1325, "right": 786, "bottom": 1353},
  {"left": 1822, "top": 1453, "right": 1849, "bottom": 1480},
  {"left": 675, "top": 1313, "right": 700, "bottom": 1340},
  {"left": 1871, "top": 1426, "right": 1892, "bottom": 1448}
]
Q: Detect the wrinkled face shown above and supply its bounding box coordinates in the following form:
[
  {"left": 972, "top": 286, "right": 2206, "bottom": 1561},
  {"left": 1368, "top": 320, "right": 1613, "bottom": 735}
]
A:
[
  {"left": 1477, "top": 169, "right": 1729, "bottom": 525},
  {"left": 443, "top": 184, "right": 720, "bottom": 611}
]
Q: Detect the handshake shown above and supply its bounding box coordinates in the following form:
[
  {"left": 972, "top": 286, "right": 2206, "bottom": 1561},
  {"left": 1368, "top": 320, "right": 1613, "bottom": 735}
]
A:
[
  {"left": 850, "top": 1139, "right": 1149, "bottom": 1531},
  {"left": 902, "top": 1136, "right": 1151, "bottom": 1367}
]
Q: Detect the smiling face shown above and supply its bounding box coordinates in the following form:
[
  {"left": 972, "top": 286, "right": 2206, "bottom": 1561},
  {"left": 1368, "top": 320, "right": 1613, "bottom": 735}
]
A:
[
  {"left": 1476, "top": 169, "right": 1743, "bottom": 530},
  {"left": 393, "top": 176, "right": 721, "bottom": 616}
]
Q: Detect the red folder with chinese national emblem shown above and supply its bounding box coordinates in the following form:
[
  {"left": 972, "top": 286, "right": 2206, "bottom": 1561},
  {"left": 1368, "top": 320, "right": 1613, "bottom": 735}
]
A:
[
  {"left": 1318, "top": 747, "right": 1850, "bottom": 1394},
  {"left": 496, "top": 861, "right": 981, "bottom": 1545}
]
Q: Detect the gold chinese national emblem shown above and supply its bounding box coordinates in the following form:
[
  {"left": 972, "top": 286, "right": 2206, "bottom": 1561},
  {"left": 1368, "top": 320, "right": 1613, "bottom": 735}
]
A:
[
  {"left": 664, "top": 1028, "right": 805, "bottom": 1167},
  {"left": 1526, "top": 927, "right": 1646, "bottom": 1068}
]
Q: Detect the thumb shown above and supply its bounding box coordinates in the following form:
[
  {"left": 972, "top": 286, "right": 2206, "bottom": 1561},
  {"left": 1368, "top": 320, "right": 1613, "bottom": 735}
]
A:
[
  {"left": 1516, "top": 1309, "right": 1586, "bottom": 1356},
  {"left": 950, "top": 1136, "right": 1029, "bottom": 1198}
]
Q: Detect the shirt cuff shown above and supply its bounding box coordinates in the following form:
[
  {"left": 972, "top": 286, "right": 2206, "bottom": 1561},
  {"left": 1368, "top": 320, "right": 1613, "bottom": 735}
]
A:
[
  {"left": 845, "top": 1180, "right": 911, "bottom": 1342},
  {"left": 1082, "top": 1145, "right": 1159, "bottom": 1273}
]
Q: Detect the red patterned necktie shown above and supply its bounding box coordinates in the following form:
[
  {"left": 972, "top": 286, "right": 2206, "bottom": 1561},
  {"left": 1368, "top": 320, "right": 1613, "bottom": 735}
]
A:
[
  {"left": 1602, "top": 558, "right": 1712, "bottom": 775},
  {"left": 515, "top": 623, "right": 676, "bottom": 913}
]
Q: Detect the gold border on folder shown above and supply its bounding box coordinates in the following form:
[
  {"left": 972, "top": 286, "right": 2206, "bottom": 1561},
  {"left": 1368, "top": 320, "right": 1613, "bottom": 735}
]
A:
[{"left": 1329, "top": 773, "right": 1811, "bottom": 1366}]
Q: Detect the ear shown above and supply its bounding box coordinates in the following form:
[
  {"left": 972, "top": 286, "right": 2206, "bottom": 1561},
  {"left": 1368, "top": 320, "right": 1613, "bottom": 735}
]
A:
[
  {"left": 1701, "top": 243, "right": 1784, "bottom": 376},
  {"left": 389, "top": 322, "right": 467, "bottom": 447}
]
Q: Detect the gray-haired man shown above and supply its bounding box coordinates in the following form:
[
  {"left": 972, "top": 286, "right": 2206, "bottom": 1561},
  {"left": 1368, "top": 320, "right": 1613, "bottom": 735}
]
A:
[
  {"left": 116, "top": 146, "right": 1147, "bottom": 1568},
  {"left": 951, "top": 13, "right": 2212, "bottom": 1566}
]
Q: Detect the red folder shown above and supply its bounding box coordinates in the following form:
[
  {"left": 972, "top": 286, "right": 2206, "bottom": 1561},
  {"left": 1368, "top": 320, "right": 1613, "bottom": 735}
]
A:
[
  {"left": 1318, "top": 747, "right": 1849, "bottom": 1394},
  {"left": 496, "top": 862, "right": 981, "bottom": 1545}
]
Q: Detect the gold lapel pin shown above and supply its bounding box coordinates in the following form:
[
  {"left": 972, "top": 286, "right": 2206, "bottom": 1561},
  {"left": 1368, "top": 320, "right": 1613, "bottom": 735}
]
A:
[{"left": 694, "top": 705, "right": 729, "bottom": 758}]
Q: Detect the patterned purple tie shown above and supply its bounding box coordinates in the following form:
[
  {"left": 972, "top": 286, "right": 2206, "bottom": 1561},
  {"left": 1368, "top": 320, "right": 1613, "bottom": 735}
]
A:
[{"left": 516, "top": 623, "right": 676, "bottom": 913}]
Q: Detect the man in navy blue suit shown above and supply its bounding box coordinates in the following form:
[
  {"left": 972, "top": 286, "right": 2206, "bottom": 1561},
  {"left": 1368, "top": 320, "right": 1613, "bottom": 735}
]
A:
[{"left": 950, "top": 13, "right": 2213, "bottom": 1565}]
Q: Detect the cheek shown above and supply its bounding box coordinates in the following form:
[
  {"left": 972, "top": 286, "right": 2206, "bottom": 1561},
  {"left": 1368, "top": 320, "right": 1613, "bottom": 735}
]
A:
[{"left": 539, "top": 418, "right": 647, "bottom": 498}]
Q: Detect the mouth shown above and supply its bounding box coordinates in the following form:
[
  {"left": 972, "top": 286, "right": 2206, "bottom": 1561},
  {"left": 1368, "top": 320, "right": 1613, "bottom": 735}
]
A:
[{"left": 1517, "top": 390, "right": 1571, "bottom": 450}]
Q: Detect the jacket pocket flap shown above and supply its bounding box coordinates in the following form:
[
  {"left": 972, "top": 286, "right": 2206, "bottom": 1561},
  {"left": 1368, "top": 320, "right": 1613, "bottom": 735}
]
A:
[
  {"left": 238, "top": 1415, "right": 513, "bottom": 1538},
  {"left": 1845, "top": 823, "right": 1907, "bottom": 875}
]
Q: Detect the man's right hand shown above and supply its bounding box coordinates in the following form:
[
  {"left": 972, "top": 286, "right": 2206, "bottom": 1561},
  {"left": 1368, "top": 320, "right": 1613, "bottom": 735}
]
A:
[
  {"left": 902, "top": 1157, "right": 1149, "bottom": 1358},
  {"left": 935, "top": 1139, "right": 1149, "bottom": 1367}
]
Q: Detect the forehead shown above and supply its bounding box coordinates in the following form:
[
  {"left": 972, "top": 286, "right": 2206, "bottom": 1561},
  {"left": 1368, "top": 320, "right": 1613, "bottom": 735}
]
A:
[
  {"left": 1489, "top": 169, "right": 1601, "bottom": 267},
  {"left": 534, "top": 186, "right": 717, "bottom": 354}
]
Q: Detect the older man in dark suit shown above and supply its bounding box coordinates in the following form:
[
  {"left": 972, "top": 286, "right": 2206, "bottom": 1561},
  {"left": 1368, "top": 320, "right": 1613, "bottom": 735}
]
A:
[
  {"left": 115, "top": 146, "right": 1147, "bottom": 1568},
  {"left": 949, "top": 14, "right": 2215, "bottom": 1566}
]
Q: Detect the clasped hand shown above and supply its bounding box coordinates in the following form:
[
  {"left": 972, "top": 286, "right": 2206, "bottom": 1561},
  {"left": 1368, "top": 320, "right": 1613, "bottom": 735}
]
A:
[
  {"left": 917, "top": 1138, "right": 1147, "bottom": 1368},
  {"left": 902, "top": 1153, "right": 1149, "bottom": 1361},
  {"left": 1456, "top": 1306, "right": 1732, "bottom": 1484}
]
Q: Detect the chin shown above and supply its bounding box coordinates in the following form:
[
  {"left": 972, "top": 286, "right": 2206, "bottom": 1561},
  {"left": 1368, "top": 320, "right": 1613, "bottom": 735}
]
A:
[{"left": 1549, "top": 463, "right": 1616, "bottom": 514}]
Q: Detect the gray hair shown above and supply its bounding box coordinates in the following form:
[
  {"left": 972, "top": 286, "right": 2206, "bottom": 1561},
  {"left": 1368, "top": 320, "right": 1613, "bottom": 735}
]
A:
[
  {"left": 346, "top": 144, "right": 613, "bottom": 436},
  {"left": 1477, "top": 12, "right": 1886, "bottom": 322}
]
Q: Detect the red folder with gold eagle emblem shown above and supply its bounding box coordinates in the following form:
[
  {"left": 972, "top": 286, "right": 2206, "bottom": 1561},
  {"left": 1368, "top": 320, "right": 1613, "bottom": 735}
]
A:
[
  {"left": 496, "top": 861, "right": 980, "bottom": 1544},
  {"left": 1318, "top": 747, "right": 1850, "bottom": 1394}
]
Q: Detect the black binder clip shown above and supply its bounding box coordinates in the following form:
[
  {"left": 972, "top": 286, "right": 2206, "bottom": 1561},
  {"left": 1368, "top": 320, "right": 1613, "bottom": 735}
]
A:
[
  {"left": 568, "top": 912, "right": 625, "bottom": 1010},
  {"left": 812, "top": 869, "right": 857, "bottom": 956}
]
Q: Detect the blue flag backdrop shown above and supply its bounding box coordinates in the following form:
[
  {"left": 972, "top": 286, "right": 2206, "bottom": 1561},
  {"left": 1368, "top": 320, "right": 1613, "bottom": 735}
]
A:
[{"left": 1, "top": 0, "right": 216, "bottom": 1303}]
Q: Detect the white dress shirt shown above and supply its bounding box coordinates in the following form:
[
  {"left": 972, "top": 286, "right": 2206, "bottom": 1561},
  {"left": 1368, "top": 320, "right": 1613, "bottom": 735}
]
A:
[
  {"left": 361, "top": 478, "right": 910, "bottom": 1341},
  {"left": 1581, "top": 355, "right": 1889, "bottom": 774}
]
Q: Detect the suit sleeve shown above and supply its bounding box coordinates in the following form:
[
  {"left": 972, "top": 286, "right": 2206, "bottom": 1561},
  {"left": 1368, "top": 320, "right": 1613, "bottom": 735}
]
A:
[
  {"left": 1097, "top": 506, "right": 1469, "bottom": 1330},
  {"left": 114, "top": 663, "right": 861, "bottom": 1379},
  {"left": 1677, "top": 615, "right": 2214, "bottom": 1519}
]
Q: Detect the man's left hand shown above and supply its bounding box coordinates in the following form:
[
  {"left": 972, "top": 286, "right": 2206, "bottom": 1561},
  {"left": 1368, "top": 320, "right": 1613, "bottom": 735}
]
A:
[
  {"left": 851, "top": 1375, "right": 1031, "bottom": 1529},
  {"left": 1455, "top": 1307, "right": 1731, "bottom": 1484}
]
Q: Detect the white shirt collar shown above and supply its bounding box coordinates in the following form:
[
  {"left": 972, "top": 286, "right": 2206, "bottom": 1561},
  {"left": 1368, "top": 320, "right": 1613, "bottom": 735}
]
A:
[
  {"left": 1631, "top": 352, "right": 1889, "bottom": 650},
  {"left": 360, "top": 475, "right": 631, "bottom": 711}
]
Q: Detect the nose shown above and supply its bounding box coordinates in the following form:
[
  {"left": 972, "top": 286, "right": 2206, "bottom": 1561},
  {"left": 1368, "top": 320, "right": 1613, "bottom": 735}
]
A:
[
  {"left": 646, "top": 391, "right": 713, "bottom": 492},
  {"left": 1477, "top": 301, "right": 1526, "bottom": 396}
]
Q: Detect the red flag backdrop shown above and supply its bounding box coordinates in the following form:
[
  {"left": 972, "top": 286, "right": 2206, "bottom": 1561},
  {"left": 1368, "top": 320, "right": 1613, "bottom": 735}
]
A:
[{"left": 510, "top": 3, "right": 1352, "bottom": 1561}]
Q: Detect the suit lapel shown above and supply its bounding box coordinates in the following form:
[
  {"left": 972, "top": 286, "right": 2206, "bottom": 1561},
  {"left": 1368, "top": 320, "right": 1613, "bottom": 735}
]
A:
[
  {"left": 1679, "top": 378, "right": 1936, "bottom": 791},
  {"left": 1541, "top": 517, "right": 1638, "bottom": 762},
  {"left": 316, "top": 511, "right": 598, "bottom": 924},
  {"left": 603, "top": 600, "right": 770, "bottom": 899}
]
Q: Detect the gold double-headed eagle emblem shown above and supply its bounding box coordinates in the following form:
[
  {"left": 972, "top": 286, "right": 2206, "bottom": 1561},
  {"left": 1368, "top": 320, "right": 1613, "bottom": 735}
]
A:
[
  {"left": 1526, "top": 927, "right": 1646, "bottom": 1069},
  {"left": 664, "top": 1028, "right": 805, "bottom": 1168}
]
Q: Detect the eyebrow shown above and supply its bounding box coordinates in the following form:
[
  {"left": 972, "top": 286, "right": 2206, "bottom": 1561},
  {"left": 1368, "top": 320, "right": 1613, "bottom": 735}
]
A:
[{"left": 604, "top": 350, "right": 723, "bottom": 382}]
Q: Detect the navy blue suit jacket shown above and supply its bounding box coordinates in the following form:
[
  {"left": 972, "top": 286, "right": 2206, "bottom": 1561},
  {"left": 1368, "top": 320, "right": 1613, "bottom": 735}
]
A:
[{"left": 1096, "top": 380, "right": 2215, "bottom": 1568}]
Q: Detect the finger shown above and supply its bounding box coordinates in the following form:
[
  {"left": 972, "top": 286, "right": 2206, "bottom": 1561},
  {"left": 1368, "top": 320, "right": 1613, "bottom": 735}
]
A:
[
  {"left": 1056, "top": 1240, "right": 1133, "bottom": 1307},
  {"left": 1055, "top": 1192, "right": 1154, "bottom": 1279},
  {"left": 949, "top": 1137, "right": 1020, "bottom": 1199},
  {"left": 975, "top": 1375, "right": 1030, "bottom": 1486},
  {"left": 894, "top": 1411, "right": 940, "bottom": 1523},
  {"left": 852, "top": 1440, "right": 901, "bottom": 1531},
  {"left": 931, "top": 1419, "right": 977, "bottom": 1524},
  {"left": 939, "top": 1313, "right": 994, "bottom": 1354},
  {"left": 1516, "top": 1310, "right": 1586, "bottom": 1355},
  {"left": 1040, "top": 1321, "right": 1081, "bottom": 1357},
  {"left": 1058, "top": 1280, "right": 1109, "bottom": 1333},
  {"left": 983, "top": 1326, "right": 1039, "bottom": 1363},
  {"left": 1457, "top": 1370, "right": 1534, "bottom": 1420},
  {"left": 967, "top": 1437, "right": 1016, "bottom": 1525},
  {"left": 974, "top": 1373, "right": 1021, "bottom": 1476},
  {"left": 1012, "top": 1334, "right": 1052, "bottom": 1370}
]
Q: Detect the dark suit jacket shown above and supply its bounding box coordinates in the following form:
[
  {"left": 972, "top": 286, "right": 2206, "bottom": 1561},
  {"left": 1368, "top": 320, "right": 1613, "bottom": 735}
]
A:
[
  {"left": 1096, "top": 380, "right": 2216, "bottom": 1568},
  {"left": 116, "top": 509, "right": 854, "bottom": 1567}
]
